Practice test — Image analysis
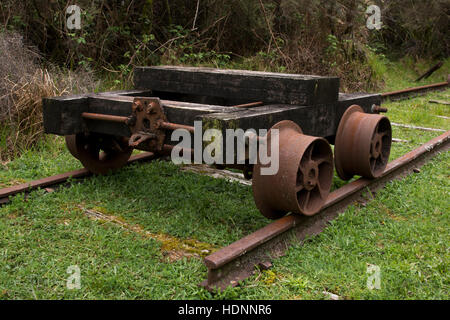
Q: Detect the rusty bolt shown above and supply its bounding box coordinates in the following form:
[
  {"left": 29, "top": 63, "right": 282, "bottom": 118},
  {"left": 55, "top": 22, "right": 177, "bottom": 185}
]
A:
[
  {"left": 133, "top": 101, "right": 143, "bottom": 112},
  {"left": 125, "top": 116, "right": 136, "bottom": 127},
  {"left": 372, "top": 105, "right": 388, "bottom": 113},
  {"left": 146, "top": 102, "right": 158, "bottom": 114}
]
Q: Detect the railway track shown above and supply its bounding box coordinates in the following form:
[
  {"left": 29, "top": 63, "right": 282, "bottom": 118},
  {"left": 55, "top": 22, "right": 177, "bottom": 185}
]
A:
[
  {"left": 200, "top": 130, "right": 450, "bottom": 291},
  {"left": 381, "top": 79, "right": 449, "bottom": 101},
  {"left": 0, "top": 152, "right": 156, "bottom": 205}
]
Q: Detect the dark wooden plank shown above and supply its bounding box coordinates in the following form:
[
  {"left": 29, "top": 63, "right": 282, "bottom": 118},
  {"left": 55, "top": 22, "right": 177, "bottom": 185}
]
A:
[
  {"left": 200, "top": 93, "right": 382, "bottom": 145},
  {"left": 89, "top": 95, "right": 238, "bottom": 126},
  {"left": 200, "top": 104, "right": 336, "bottom": 137},
  {"left": 43, "top": 95, "right": 88, "bottom": 135},
  {"left": 43, "top": 91, "right": 162, "bottom": 135},
  {"left": 43, "top": 90, "right": 380, "bottom": 146},
  {"left": 43, "top": 92, "right": 240, "bottom": 136},
  {"left": 134, "top": 66, "right": 340, "bottom": 106},
  {"left": 415, "top": 61, "right": 443, "bottom": 82},
  {"left": 198, "top": 104, "right": 335, "bottom": 164},
  {"left": 337, "top": 92, "right": 381, "bottom": 121}
]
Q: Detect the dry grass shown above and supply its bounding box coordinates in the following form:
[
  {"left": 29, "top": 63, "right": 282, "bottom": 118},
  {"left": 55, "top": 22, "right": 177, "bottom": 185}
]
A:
[
  {"left": 1, "top": 69, "right": 60, "bottom": 159},
  {"left": 0, "top": 32, "right": 98, "bottom": 161}
]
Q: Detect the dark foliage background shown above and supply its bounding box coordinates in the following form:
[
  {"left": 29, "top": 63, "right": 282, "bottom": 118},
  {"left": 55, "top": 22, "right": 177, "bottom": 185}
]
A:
[{"left": 0, "top": 0, "right": 448, "bottom": 90}]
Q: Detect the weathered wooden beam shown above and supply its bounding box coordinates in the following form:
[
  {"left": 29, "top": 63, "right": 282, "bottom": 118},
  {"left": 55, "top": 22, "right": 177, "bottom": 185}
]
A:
[
  {"left": 199, "top": 93, "right": 382, "bottom": 146},
  {"left": 89, "top": 95, "right": 237, "bottom": 125},
  {"left": 338, "top": 93, "right": 381, "bottom": 115},
  {"left": 43, "top": 93, "right": 240, "bottom": 136},
  {"left": 43, "top": 94, "right": 88, "bottom": 135},
  {"left": 429, "top": 100, "right": 450, "bottom": 105},
  {"left": 43, "top": 91, "right": 141, "bottom": 136},
  {"left": 200, "top": 104, "right": 336, "bottom": 138},
  {"left": 330, "top": 93, "right": 382, "bottom": 144},
  {"left": 134, "top": 66, "right": 340, "bottom": 106},
  {"left": 391, "top": 122, "right": 446, "bottom": 133},
  {"left": 43, "top": 87, "right": 383, "bottom": 149}
]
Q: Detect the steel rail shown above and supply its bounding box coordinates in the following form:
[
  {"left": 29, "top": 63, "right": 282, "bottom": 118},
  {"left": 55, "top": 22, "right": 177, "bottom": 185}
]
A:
[
  {"left": 381, "top": 80, "right": 449, "bottom": 101},
  {"left": 201, "top": 130, "right": 450, "bottom": 291},
  {"left": 0, "top": 152, "right": 156, "bottom": 205}
]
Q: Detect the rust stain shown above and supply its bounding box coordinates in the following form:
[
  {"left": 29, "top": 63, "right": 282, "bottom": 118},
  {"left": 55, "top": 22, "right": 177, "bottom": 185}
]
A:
[
  {"left": 76, "top": 205, "right": 216, "bottom": 262},
  {"left": 377, "top": 203, "right": 407, "bottom": 221}
]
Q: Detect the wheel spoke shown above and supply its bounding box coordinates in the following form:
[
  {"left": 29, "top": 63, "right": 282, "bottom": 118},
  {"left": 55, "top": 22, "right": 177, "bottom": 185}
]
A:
[
  {"left": 315, "top": 182, "right": 326, "bottom": 200},
  {"left": 370, "top": 157, "right": 376, "bottom": 172},
  {"left": 380, "top": 152, "right": 389, "bottom": 163},
  {"left": 315, "top": 158, "right": 331, "bottom": 167},
  {"left": 302, "top": 191, "right": 311, "bottom": 210},
  {"left": 298, "top": 163, "right": 308, "bottom": 178}
]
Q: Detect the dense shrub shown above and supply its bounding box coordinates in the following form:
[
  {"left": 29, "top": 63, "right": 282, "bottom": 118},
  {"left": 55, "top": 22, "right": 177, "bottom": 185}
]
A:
[
  {"left": 379, "top": 0, "right": 449, "bottom": 58},
  {"left": 1, "top": 1, "right": 447, "bottom": 91}
]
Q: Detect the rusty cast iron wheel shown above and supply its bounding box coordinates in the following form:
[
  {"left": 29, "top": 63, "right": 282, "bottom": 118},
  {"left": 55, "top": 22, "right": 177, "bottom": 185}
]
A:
[
  {"left": 74, "top": 133, "right": 133, "bottom": 175},
  {"left": 335, "top": 105, "right": 392, "bottom": 180},
  {"left": 252, "top": 120, "right": 334, "bottom": 219},
  {"left": 65, "top": 135, "right": 79, "bottom": 159}
]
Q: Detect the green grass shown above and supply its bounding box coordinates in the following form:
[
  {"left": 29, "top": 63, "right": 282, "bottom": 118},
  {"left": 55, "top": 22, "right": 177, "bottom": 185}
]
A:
[
  {"left": 0, "top": 136, "right": 80, "bottom": 188},
  {"left": 0, "top": 65, "right": 449, "bottom": 300},
  {"left": 379, "top": 57, "right": 450, "bottom": 92}
]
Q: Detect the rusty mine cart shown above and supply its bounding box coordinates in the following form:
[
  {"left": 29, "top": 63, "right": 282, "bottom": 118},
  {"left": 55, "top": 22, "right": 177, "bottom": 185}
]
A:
[{"left": 43, "top": 66, "right": 392, "bottom": 219}]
